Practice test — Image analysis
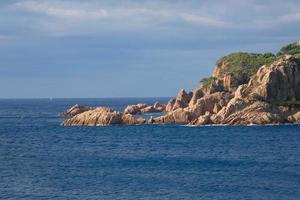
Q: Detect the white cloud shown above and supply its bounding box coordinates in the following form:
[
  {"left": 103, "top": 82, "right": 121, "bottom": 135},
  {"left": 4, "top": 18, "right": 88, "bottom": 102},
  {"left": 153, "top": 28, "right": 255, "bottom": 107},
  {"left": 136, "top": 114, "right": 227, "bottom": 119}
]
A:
[
  {"left": 278, "top": 11, "right": 300, "bottom": 23},
  {"left": 12, "top": 0, "right": 230, "bottom": 28},
  {"left": 14, "top": 1, "right": 108, "bottom": 20},
  {"left": 181, "top": 13, "right": 229, "bottom": 28},
  {"left": 7, "top": 0, "right": 300, "bottom": 36}
]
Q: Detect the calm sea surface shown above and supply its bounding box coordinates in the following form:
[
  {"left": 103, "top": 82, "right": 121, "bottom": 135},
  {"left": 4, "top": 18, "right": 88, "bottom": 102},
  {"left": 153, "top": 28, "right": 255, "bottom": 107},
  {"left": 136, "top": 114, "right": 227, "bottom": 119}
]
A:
[{"left": 0, "top": 98, "right": 300, "bottom": 200}]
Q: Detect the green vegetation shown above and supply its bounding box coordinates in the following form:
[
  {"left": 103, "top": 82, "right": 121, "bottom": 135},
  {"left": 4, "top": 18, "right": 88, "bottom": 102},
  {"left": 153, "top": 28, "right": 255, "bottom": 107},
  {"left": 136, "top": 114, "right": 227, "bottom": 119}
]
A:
[
  {"left": 200, "top": 76, "right": 215, "bottom": 88},
  {"left": 216, "top": 52, "right": 277, "bottom": 88},
  {"left": 277, "top": 42, "right": 300, "bottom": 56},
  {"left": 199, "top": 40, "right": 300, "bottom": 92}
]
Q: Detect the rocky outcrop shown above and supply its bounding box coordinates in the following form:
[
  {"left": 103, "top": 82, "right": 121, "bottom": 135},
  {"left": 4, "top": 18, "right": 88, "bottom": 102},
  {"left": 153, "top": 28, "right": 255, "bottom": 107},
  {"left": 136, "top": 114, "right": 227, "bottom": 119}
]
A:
[
  {"left": 153, "top": 102, "right": 166, "bottom": 112},
  {"left": 211, "top": 56, "right": 300, "bottom": 125},
  {"left": 124, "top": 102, "right": 166, "bottom": 115},
  {"left": 62, "top": 107, "right": 147, "bottom": 126},
  {"left": 189, "top": 112, "right": 213, "bottom": 126},
  {"left": 124, "top": 104, "right": 147, "bottom": 115},
  {"left": 187, "top": 92, "right": 233, "bottom": 116},
  {"left": 149, "top": 92, "right": 233, "bottom": 125},
  {"left": 122, "top": 114, "right": 146, "bottom": 125},
  {"left": 165, "top": 98, "right": 176, "bottom": 112},
  {"left": 60, "top": 104, "right": 92, "bottom": 116},
  {"left": 148, "top": 55, "right": 300, "bottom": 125},
  {"left": 213, "top": 100, "right": 285, "bottom": 125},
  {"left": 62, "top": 107, "right": 123, "bottom": 126},
  {"left": 247, "top": 56, "right": 300, "bottom": 102},
  {"left": 141, "top": 102, "right": 166, "bottom": 113},
  {"left": 60, "top": 41, "right": 300, "bottom": 126},
  {"left": 288, "top": 111, "right": 300, "bottom": 123},
  {"left": 223, "top": 73, "right": 233, "bottom": 91},
  {"left": 166, "top": 89, "right": 192, "bottom": 112},
  {"left": 188, "top": 88, "right": 205, "bottom": 107},
  {"left": 150, "top": 108, "right": 195, "bottom": 124}
]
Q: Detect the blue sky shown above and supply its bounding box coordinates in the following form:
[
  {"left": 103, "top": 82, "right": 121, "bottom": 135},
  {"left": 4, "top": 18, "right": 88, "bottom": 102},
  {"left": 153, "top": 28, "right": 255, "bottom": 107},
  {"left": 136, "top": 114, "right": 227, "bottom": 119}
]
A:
[{"left": 0, "top": 0, "right": 300, "bottom": 98}]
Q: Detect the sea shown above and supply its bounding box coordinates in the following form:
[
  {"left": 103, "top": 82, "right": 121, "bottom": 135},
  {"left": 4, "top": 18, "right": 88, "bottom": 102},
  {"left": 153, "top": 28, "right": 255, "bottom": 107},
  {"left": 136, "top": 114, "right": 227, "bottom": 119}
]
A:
[{"left": 0, "top": 98, "right": 300, "bottom": 200}]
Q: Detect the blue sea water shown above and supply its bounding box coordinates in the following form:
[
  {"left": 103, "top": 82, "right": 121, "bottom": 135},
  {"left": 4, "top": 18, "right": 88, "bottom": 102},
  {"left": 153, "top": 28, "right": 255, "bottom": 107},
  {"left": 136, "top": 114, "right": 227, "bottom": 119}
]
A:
[{"left": 0, "top": 98, "right": 300, "bottom": 200}]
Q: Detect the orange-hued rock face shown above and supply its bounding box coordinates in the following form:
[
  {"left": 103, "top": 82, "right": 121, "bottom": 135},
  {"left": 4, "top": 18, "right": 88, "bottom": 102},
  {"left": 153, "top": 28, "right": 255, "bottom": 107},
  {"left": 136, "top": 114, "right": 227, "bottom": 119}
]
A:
[
  {"left": 248, "top": 56, "right": 300, "bottom": 102},
  {"left": 150, "top": 55, "right": 300, "bottom": 126},
  {"left": 165, "top": 89, "right": 192, "bottom": 112},
  {"left": 223, "top": 73, "right": 233, "bottom": 91}
]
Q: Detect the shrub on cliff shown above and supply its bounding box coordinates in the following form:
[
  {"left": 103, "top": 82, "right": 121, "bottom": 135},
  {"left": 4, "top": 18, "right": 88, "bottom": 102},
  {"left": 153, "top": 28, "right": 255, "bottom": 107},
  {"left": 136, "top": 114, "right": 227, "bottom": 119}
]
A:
[
  {"left": 215, "top": 52, "right": 277, "bottom": 88},
  {"left": 277, "top": 41, "right": 300, "bottom": 56},
  {"left": 200, "top": 76, "right": 215, "bottom": 88}
]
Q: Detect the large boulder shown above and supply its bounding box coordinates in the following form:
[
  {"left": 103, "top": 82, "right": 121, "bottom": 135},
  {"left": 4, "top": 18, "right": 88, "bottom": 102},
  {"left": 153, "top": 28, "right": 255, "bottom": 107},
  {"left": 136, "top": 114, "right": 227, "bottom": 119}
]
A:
[
  {"left": 247, "top": 56, "right": 300, "bottom": 102},
  {"left": 188, "top": 88, "right": 205, "bottom": 107},
  {"left": 189, "top": 112, "right": 213, "bottom": 126},
  {"left": 188, "top": 92, "right": 233, "bottom": 116},
  {"left": 60, "top": 104, "right": 92, "bottom": 116}
]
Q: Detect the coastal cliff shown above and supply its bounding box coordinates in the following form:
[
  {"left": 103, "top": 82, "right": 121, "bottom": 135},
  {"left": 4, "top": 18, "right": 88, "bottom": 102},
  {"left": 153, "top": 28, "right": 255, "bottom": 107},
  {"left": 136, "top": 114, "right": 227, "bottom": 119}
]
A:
[{"left": 61, "top": 41, "right": 300, "bottom": 126}]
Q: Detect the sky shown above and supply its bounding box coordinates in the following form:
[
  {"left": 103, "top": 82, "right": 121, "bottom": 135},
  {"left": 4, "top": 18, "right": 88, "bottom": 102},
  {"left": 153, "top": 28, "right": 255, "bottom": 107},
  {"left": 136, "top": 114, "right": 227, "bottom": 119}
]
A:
[{"left": 0, "top": 0, "right": 300, "bottom": 98}]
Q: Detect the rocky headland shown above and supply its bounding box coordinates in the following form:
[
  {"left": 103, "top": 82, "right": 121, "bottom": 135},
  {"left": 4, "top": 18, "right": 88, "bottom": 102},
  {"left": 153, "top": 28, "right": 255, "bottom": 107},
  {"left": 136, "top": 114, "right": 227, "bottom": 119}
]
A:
[{"left": 61, "top": 41, "right": 300, "bottom": 126}]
